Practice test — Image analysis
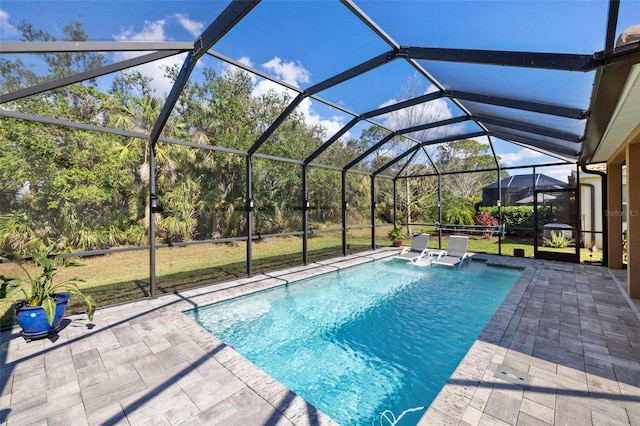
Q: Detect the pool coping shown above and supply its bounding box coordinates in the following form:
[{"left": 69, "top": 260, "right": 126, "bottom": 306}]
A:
[
  {"left": 3, "top": 251, "right": 638, "bottom": 425},
  {"left": 1, "top": 250, "right": 397, "bottom": 426},
  {"left": 419, "top": 256, "right": 640, "bottom": 425},
  {"left": 160, "top": 249, "right": 400, "bottom": 425},
  {"left": 160, "top": 250, "right": 530, "bottom": 425},
  {"left": 417, "top": 255, "right": 537, "bottom": 424}
]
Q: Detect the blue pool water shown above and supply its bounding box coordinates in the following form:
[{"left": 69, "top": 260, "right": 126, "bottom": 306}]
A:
[{"left": 186, "top": 259, "right": 521, "bottom": 425}]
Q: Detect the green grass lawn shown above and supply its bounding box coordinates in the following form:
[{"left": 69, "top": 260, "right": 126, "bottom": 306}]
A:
[
  {"left": 0, "top": 228, "right": 384, "bottom": 328},
  {"left": 0, "top": 227, "right": 605, "bottom": 329}
]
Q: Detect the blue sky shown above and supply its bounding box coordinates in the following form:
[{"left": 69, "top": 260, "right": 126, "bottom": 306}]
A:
[{"left": 2, "top": 0, "right": 639, "bottom": 180}]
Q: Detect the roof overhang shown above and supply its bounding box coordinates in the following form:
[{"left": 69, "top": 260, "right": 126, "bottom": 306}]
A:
[{"left": 581, "top": 40, "right": 640, "bottom": 165}]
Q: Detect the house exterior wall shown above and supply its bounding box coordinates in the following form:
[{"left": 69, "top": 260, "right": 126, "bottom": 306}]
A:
[
  {"left": 607, "top": 163, "right": 624, "bottom": 269},
  {"left": 606, "top": 122, "right": 640, "bottom": 298},
  {"left": 579, "top": 172, "right": 604, "bottom": 249},
  {"left": 626, "top": 143, "right": 639, "bottom": 297},
  {"left": 577, "top": 168, "right": 628, "bottom": 251}
]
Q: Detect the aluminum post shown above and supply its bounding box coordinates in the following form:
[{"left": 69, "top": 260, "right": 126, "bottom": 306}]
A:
[
  {"left": 149, "top": 144, "right": 157, "bottom": 298},
  {"left": 246, "top": 157, "right": 253, "bottom": 277},
  {"left": 302, "top": 165, "right": 309, "bottom": 265},
  {"left": 342, "top": 170, "right": 348, "bottom": 256},
  {"left": 488, "top": 136, "right": 502, "bottom": 255},
  {"left": 371, "top": 175, "right": 376, "bottom": 250},
  {"left": 438, "top": 174, "right": 443, "bottom": 249},
  {"left": 393, "top": 179, "right": 397, "bottom": 226}
]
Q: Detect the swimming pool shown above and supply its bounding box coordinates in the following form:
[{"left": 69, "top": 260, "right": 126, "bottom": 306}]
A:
[{"left": 186, "top": 259, "right": 521, "bottom": 425}]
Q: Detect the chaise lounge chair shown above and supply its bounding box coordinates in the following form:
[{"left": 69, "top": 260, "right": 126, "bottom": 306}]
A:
[
  {"left": 431, "top": 235, "right": 473, "bottom": 268},
  {"left": 393, "top": 234, "right": 444, "bottom": 264}
]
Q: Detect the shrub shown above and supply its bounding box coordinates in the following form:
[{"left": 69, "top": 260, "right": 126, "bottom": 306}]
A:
[
  {"left": 543, "top": 230, "right": 570, "bottom": 248},
  {"left": 443, "top": 196, "right": 475, "bottom": 225},
  {"left": 475, "top": 210, "right": 499, "bottom": 239},
  {"left": 388, "top": 223, "right": 407, "bottom": 243},
  {"left": 480, "top": 206, "right": 548, "bottom": 237}
]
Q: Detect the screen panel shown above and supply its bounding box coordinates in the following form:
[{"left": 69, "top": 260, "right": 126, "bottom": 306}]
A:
[{"left": 355, "top": 0, "right": 607, "bottom": 53}]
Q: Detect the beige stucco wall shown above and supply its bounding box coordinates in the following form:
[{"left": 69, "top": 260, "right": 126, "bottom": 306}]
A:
[
  {"left": 578, "top": 168, "right": 627, "bottom": 250},
  {"left": 579, "top": 173, "right": 604, "bottom": 249}
]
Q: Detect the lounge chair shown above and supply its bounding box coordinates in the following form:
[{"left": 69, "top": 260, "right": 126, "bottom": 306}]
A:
[
  {"left": 393, "top": 234, "right": 444, "bottom": 264},
  {"left": 431, "top": 235, "right": 473, "bottom": 268}
]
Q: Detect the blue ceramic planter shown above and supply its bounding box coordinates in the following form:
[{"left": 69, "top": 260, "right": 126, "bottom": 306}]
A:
[{"left": 14, "top": 293, "right": 69, "bottom": 339}]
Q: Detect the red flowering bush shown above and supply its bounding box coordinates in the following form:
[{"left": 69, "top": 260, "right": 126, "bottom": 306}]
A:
[{"left": 475, "top": 210, "right": 499, "bottom": 239}]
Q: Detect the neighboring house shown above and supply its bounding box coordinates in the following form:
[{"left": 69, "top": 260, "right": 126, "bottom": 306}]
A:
[{"left": 481, "top": 173, "right": 567, "bottom": 207}]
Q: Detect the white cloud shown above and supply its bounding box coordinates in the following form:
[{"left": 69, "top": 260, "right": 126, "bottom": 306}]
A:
[
  {"left": 499, "top": 148, "right": 545, "bottom": 166},
  {"left": 539, "top": 165, "right": 573, "bottom": 183},
  {"left": 297, "top": 98, "right": 348, "bottom": 139},
  {"left": 222, "top": 55, "right": 257, "bottom": 84},
  {"left": 218, "top": 56, "right": 295, "bottom": 103},
  {"left": 250, "top": 79, "right": 348, "bottom": 141},
  {"left": 175, "top": 13, "right": 203, "bottom": 37},
  {"left": 113, "top": 19, "right": 187, "bottom": 96},
  {"left": 474, "top": 135, "right": 491, "bottom": 145},
  {"left": 236, "top": 56, "right": 253, "bottom": 68},
  {"left": 0, "top": 9, "right": 17, "bottom": 37},
  {"left": 114, "top": 20, "right": 166, "bottom": 42},
  {"left": 249, "top": 57, "right": 348, "bottom": 141},
  {"left": 252, "top": 77, "right": 298, "bottom": 100},
  {"left": 261, "top": 57, "right": 310, "bottom": 87}
]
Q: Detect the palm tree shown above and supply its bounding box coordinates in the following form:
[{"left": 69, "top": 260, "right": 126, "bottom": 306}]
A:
[{"left": 108, "top": 89, "right": 196, "bottom": 242}]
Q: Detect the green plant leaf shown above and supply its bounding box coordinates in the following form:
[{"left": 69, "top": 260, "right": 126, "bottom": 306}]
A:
[
  {"left": 64, "top": 285, "right": 96, "bottom": 321},
  {"left": 33, "top": 251, "right": 52, "bottom": 271},
  {"left": 0, "top": 275, "right": 22, "bottom": 284},
  {"left": 543, "top": 230, "right": 570, "bottom": 248},
  {"left": 0, "top": 251, "right": 25, "bottom": 264},
  {"left": 41, "top": 297, "right": 56, "bottom": 326},
  {"left": 1, "top": 283, "right": 26, "bottom": 299},
  {"left": 84, "top": 295, "right": 96, "bottom": 321}
]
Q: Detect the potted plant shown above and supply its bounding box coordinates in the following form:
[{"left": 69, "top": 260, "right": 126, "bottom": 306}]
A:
[
  {"left": 0, "top": 244, "right": 95, "bottom": 340},
  {"left": 388, "top": 223, "right": 407, "bottom": 247}
]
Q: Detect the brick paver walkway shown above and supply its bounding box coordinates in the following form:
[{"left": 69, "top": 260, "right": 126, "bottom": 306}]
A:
[
  {"left": 421, "top": 257, "right": 640, "bottom": 425},
  {"left": 1, "top": 251, "right": 638, "bottom": 425}
]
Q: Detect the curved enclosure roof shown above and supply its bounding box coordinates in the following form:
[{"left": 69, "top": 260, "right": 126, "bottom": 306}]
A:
[{"left": 1, "top": 0, "right": 640, "bottom": 176}]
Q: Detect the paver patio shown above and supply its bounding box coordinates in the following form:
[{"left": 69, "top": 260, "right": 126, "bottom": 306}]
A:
[{"left": 1, "top": 250, "right": 638, "bottom": 425}]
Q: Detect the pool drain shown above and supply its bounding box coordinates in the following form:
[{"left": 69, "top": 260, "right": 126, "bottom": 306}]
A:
[{"left": 494, "top": 364, "right": 532, "bottom": 386}]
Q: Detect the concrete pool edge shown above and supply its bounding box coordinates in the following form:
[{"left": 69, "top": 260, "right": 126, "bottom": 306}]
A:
[
  {"left": 169, "top": 249, "right": 528, "bottom": 425},
  {"left": 419, "top": 258, "right": 640, "bottom": 426},
  {"left": 163, "top": 248, "right": 398, "bottom": 426},
  {"left": 5, "top": 253, "right": 636, "bottom": 425},
  {"left": 418, "top": 256, "right": 537, "bottom": 424}
]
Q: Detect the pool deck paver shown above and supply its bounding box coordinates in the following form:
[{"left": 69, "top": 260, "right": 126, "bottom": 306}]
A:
[
  {"left": 420, "top": 255, "right": 640, "bottom": 426},
  {"left": 1, "top": 250, "right": 639, "bottom": 426}
]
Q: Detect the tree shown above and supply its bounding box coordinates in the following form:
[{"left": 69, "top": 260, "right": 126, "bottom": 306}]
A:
[
  {"left": 17, "top": 20, "right": 105, "bottom": 79},
  {"left": 0, "top": 102, "right": 134, "bottom": 253},
  {"left": 3, "top": 19, "right": 486, "bottom": 254},
  {"left": 434, "top": 139, "right": 499, "bottom": 198},
  {"left": 384, "top": 74, "right": 442, "bottom": 233},
  {"left": 0, "top": 22, "right": 132, "bottom": 253},
  {"left": 108, "top": 66, "right": 220, "bottom": 244},
  {"left": 308, "top": 167, "right": 341, "bottom": 226},
  {"left": 354, "top": 126, "right": 392, "bottom": 171},
  {"left": 177, "top": 68, "right": 255, "bottom": 238},
  {"left": 442, "top": 194, "right": 475, "bottom": 225}
]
